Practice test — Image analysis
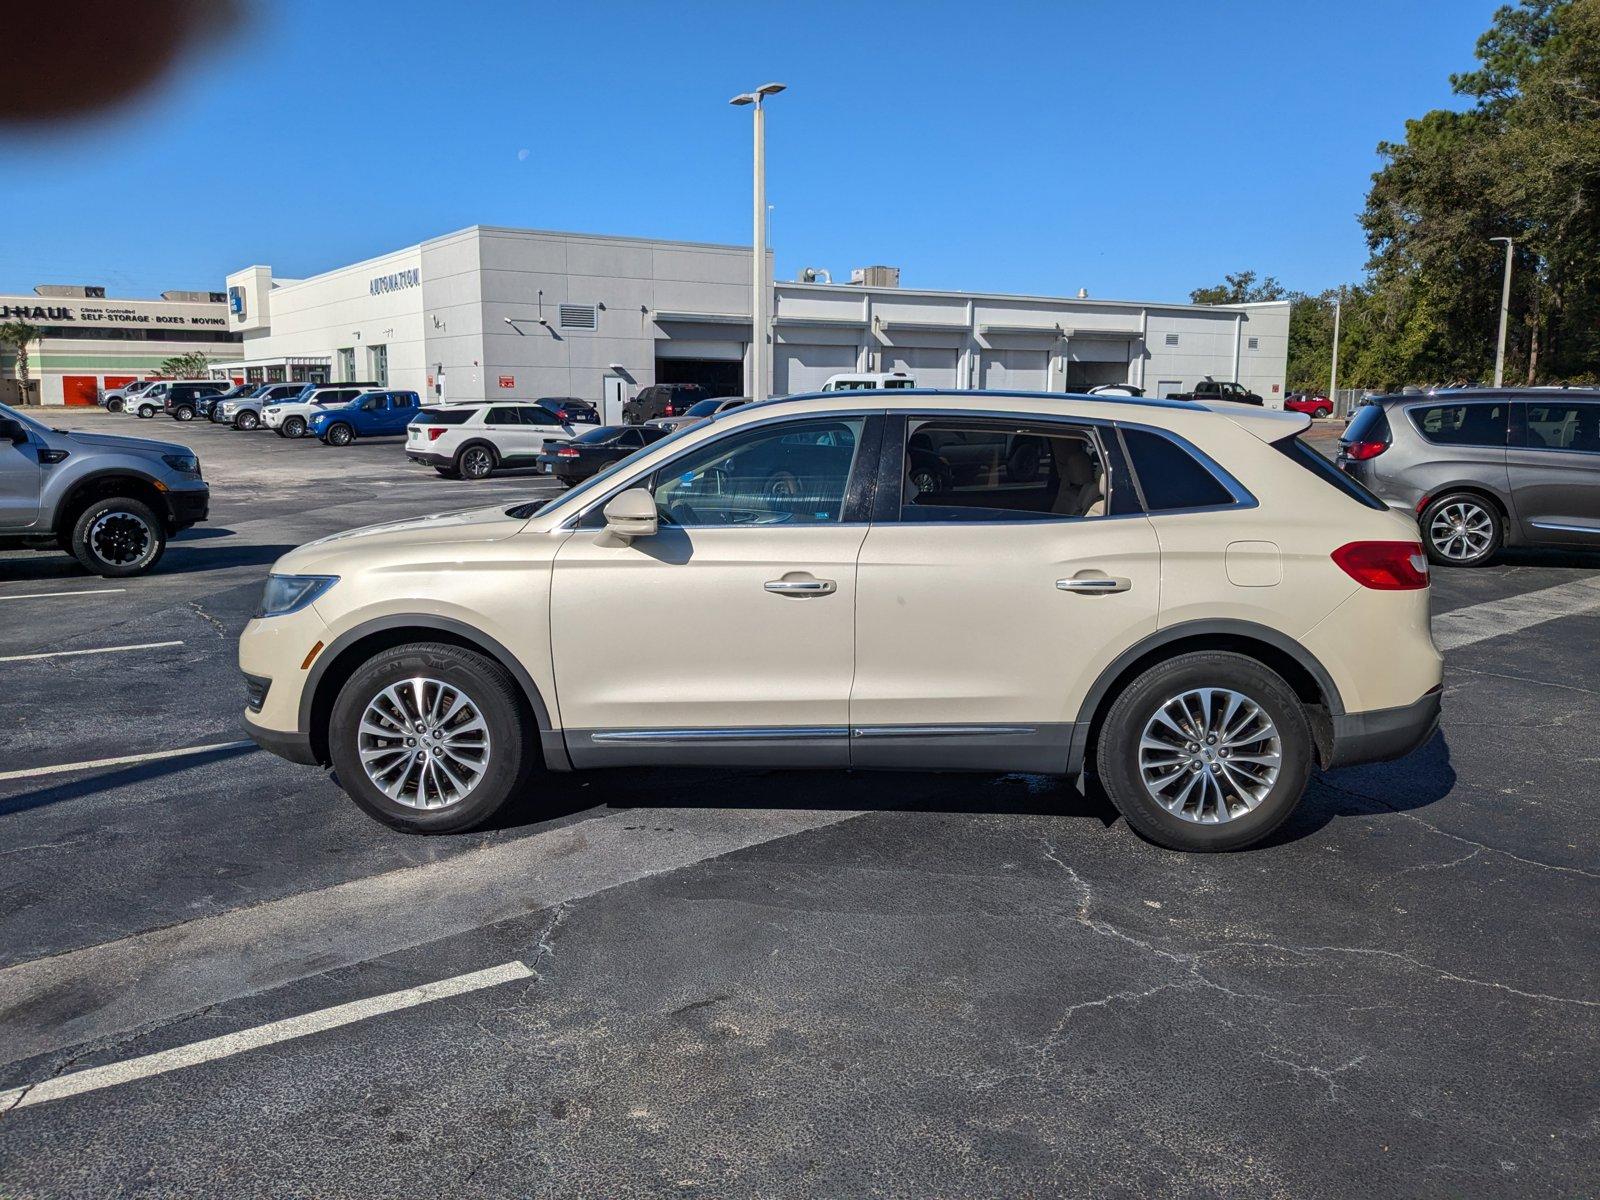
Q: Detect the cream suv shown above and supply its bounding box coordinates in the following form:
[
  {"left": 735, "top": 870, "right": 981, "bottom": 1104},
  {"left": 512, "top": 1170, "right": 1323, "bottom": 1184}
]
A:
[{"left": 239, "top": 391, "right": 1443, "bottom": 852}]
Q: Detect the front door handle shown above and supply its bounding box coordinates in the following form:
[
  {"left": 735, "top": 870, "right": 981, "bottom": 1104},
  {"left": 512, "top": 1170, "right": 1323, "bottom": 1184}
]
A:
[
  {"left": 765, "top": 578, "right": 836, "bottom": 595},
  {"left": 1056, "top": 576, "right": 1131, "bottom": 594}
]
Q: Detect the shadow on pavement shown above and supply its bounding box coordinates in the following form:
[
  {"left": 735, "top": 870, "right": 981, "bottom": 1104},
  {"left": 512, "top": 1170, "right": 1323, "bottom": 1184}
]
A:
[
  {"left": 0, "top": 744, "right": 260, "bottom": 818},
  {"left": 0, "top": 542, "right": 296, "bottom": 584}
]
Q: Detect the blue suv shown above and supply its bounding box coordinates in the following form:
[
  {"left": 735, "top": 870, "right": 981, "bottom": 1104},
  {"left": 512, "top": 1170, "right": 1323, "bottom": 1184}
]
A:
[{"left": 308, "top": 390, "right": 422, "bottom": 446}]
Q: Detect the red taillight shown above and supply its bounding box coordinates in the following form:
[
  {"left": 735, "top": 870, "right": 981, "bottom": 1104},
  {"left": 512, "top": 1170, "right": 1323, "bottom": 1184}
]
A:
[
  {"left": 426, "top": 427, "right": 445, "bottom": 441},
  {"left": 1332, "top": 541, "right": 1429, "bottom": 590},
  {"left": 1343, "top": 439, "right": 1387, "bottom": 461},
  {"left": 557, "top": 447, "right": 579, "bottom": 457}
]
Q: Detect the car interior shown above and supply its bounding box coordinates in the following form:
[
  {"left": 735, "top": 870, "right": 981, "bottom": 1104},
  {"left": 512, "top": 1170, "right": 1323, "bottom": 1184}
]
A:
[{"left": 902, "top": 420, "right": 1106, "bottom": 521}]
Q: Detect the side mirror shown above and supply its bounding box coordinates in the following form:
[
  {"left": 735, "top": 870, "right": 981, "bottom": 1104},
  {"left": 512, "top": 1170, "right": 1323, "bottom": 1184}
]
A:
[
  {"left": 0, "top": 417, "right": 27, "bottom": 445},
  {"left": 601, "top": 488, "right": 658, "bottom": 544}
]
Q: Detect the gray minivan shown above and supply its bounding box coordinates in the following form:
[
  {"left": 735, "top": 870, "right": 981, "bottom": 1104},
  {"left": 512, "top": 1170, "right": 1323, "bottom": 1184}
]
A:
[{"left": 1339, "top": 388, "right": 1600, "bottom": 566}]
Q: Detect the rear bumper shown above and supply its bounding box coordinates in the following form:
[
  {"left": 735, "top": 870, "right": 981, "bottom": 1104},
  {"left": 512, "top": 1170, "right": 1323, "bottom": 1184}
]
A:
[
  {"left": 1326, "top": 687, "right": 1442, "bottom": 769},
  {"left": 243, "top": 709, "right": 319, "bottom": 765},
  {"left": 407, "top": 450, "right": 451, "bottom": 467}
]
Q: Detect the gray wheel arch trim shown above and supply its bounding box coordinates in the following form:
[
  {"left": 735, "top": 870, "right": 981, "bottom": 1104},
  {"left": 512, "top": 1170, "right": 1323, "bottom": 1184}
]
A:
[
  {"left": 1065, "top": 619, "right": 1345, "bottom": 775},
  {"left": 299, "top": 615, "right": 559, "bottom": 762}
]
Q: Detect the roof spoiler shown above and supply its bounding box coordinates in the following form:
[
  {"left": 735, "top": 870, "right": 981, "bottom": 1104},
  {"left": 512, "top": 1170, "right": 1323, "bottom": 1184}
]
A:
[{"left": 1199, "top": 402, "right": 1312, "bottom": 443}]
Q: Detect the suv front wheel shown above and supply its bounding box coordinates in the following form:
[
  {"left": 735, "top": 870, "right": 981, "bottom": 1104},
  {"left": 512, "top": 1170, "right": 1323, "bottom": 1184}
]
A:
[
  {"left": 69, "top": 496, "right": 168, "bottom": 577},
  {"left": 1420, "top": 493, "right": 1500, "bottom": 567},
  {"left": 1095, "top": 651, "right": 1312, "bottom": 852},
  {"left": 328, "top": 642, "right": 534, "bottom": 833}
]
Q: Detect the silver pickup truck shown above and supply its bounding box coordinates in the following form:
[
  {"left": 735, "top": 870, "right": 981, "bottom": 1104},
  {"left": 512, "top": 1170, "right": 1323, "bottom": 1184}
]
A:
[{"left": 0, "top": 401, "right": 210, "bottom": 576}]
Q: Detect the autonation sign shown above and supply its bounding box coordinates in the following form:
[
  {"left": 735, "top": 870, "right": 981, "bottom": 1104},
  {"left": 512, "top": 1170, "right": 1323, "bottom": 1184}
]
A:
[{"left": 369, "top": 267, "right": 420, "bottom": 297}]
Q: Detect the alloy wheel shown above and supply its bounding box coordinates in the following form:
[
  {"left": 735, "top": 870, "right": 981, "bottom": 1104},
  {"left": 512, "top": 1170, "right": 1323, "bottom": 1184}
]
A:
[
  {"left": 328, "top": 424, "right": 353, "bottom": 446},
  {"left": 463, "top": 448, "right": 493, "bottom": 478},
  {"left": 1428, "top": 501, "right": 1494, "bottom": 562},
  {"left": 357, "top": 677, "right": 492, "bottom": 810},
  {"left": 1136, "top": 687, "right": 1282, "bottom": 824},
  {"left": 88, "top": 510, "right": 154, "bottom": 567},
  {"left": 285, "top": 417, "right": 305, "bottom": 438}
]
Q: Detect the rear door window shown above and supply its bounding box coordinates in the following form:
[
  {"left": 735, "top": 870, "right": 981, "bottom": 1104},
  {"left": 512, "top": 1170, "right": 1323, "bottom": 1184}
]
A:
[
  {"left": 898, "top": 418, "right": 1107, "bottom": 523},
  {"left": 1408, "top": 402, "right": 1507, "bottom": 447},
  {"left": 1521, "top": 402, "right": 1600, "bottom": 453}
]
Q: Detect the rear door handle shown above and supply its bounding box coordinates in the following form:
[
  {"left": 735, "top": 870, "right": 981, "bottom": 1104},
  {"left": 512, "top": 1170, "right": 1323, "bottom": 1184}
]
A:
[
  {"left": 765, "top": 579, "right": 836, "bottom": 595},
  {"left": 1057, "top": 576, "right": 1131, "bottom": 594}
]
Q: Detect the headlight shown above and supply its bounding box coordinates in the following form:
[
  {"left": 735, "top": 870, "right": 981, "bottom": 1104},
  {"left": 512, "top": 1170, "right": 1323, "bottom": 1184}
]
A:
[
  {"left": 162, "top": 453, "right": 200, "bottom": 475},
  {"left": 256, "top": 574, "right": 338, "bottom": 618}
]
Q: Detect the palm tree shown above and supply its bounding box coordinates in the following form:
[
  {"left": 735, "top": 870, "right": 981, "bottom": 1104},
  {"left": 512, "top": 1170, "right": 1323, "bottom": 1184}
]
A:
[{"left": 0, "top": 320, "right": 41, "bottom": 400}]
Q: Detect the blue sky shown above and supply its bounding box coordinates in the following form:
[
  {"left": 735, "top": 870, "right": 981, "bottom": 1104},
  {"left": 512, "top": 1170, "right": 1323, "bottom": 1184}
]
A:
[{"left": 1, "top": 0, "right": 1499, "bottom": 303}]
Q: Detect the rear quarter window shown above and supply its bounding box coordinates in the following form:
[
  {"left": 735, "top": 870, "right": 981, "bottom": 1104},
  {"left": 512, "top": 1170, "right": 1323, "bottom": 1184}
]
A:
[
  {"left": 1120, "top": 427, "right": 1236, "bottom": 511},
  {"left": 1342, "top": 403, "right": 1390, "bottom": 446},
  {"left": 417, "top": 408, "right": 472, "bottom": 425}
]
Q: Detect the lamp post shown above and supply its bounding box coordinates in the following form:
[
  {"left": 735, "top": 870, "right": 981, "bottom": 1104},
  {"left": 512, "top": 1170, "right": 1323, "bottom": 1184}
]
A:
[
  {"left": 1490, "top": 236, "right": 1514, "bottom": 387},
  {"left": 1329, "top": 286, "right": 1343, "bottom": 413},
  {"left": 731, "top": 82, "right": 785, "bottom": 402}
]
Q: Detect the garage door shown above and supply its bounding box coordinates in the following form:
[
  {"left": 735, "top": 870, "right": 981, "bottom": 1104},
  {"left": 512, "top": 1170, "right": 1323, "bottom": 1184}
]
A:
[
  {"left": 775, "top": 343, "right": 858, "bottom": 396},
  {"left": 62, "top": 376, "right": 100, "bottom": 406},
  {"left": 883, "top": 346, "right": 960, "bottom": 389},
  {"left": 982, "top": 348, "right": 1050, "bottom": 392}
]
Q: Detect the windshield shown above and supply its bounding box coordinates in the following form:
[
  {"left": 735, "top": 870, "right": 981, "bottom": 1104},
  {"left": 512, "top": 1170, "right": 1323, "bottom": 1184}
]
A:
[{"left": 510, "top": 421, "right": 704, "bottom": 519}]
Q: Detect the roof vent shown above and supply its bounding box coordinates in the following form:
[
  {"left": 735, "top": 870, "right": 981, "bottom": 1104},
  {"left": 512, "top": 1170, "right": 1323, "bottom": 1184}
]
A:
[
  {"left": 848, "top": 265, "right": 900, "bottom": 288},
  {"left": 559, "top": 304, "right": 598, "bottom": 330}
]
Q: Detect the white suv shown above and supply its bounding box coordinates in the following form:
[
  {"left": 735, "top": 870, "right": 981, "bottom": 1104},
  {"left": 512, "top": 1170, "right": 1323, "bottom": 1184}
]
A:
[
  {"left": 405, "top": 401, "right": 583, "bottom": 479},
  {"left": 263, "top": 386, "right": 375, "bottom": 438},
  {"left": 240, "top": 390, "right": 1443, "bottom": 851}
]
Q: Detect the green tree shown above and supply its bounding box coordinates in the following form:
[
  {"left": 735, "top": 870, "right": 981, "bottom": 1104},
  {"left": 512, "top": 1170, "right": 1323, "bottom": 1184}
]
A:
[
  {"left": 159, "top": 351, "right": 212, "bottom": 378},
  {"left": 0, "top": 320, "right": 40, "bottom": 397},
  {"left": 1189, "top": 270, "right": 1287, "bottom": 305}
]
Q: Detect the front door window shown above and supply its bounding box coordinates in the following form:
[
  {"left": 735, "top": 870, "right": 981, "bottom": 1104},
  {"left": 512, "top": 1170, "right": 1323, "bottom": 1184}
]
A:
[{"left": 652, "top": 417, "right": 866, "bottom": 527}]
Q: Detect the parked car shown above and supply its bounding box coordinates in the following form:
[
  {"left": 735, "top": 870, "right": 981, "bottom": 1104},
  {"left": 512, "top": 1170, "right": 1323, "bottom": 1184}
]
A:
[
  {"left": 100, "top": 379, "right": 155, "bottom": 413},
  {"left": 161, "top": 380, "right": 231, "bottom": 422},
  {"left": 214, "top": 381, "right": 308, "bottom": 428},
  {"left": 821, "top": 371, "right": 917, "bottom": 392},
  {"left": 194, "top": 382, "right": 255, "bottom": 420},
  {"left": 1284, "top": 392, "right": 1334, "bottom": 418},
  {"left": 264, "top": 385, "right": 378, "bottom": 438},
  {"left": 534, "top": 423, "right": 670, "bottom": 486},
  {"left": 1338, "top": 387, "right": 1600, "bottom": 567},
  {"left": 1169, "top": 378, "right": 1265, "bottom": 406},
  {"left": 645, "top": 396, "right": 750, "bottom": 432},
  {"left": 622, "top": 383, "right": 706, "bottom": 425},
  {"left": 534, "top": 397, "right": 601, "bottom": 425},
  {"left": 309, "top": 391, "right": 422, "bottom": 445},
  {"left": 405, "top": 401, "right": 584, "bottom": 479},
  {"left": 242, "top": 390, "right": 1442, "bottom": 850},
  {"left": 1085, "top": 384, "right": 1144, "bottom": 397},
  {"left": 0, "top": 399, "right": 208, "bottom": 576}
]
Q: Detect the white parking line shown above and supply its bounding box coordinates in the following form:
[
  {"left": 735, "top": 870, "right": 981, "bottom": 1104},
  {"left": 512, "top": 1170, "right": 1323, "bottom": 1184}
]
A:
[
  {"left": 0, "top": 589, "right": 126, "bottom": 602},
  {"left": 0, "top": 740, "right": 254, "bottom": 783},
  {"left": 0, "top": 961, "right": 532, "bottom": 1112},
  {"left": 1434, "top": 576, "right": 1600, "bottom": 651},
  {"left": 0, "top": 640, "right": 183, "bottom": 664}
]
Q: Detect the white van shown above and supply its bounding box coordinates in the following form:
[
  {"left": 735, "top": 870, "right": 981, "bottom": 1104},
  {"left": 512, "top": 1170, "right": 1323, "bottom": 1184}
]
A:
[{"left": 821, "top": 371, "right": 917, "bottom": 392}]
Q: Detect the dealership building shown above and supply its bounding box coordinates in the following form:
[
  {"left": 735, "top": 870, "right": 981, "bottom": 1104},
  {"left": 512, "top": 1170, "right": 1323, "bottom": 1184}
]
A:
[
  {"left": 215, "top": 224, "right": 1289, "bottom": 420},
  {"left": 0, "top": 286, "right": 242, "bottom": 407}
]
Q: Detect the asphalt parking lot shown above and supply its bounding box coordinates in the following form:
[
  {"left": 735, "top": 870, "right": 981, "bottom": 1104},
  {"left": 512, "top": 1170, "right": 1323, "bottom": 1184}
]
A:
[{"left": 1, "top": 410, "right": 1596, "bottom": 1199}]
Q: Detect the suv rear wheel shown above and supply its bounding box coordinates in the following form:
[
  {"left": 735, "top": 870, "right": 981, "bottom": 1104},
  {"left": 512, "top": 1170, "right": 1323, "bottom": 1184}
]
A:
[
  {"left": 456, "top": 443, "right": 497, "bottom": 480},
  {"left": 1421, "top": 493, "right": 1500, "bottom": 567},
  {"left": 328, "top": 643, "right": 533, "bottom": 833},
  {"left": 173, "top": 405, "right": 195, "bottom": 421},
  {"left": 69, "top": 496, "right": 168, "bottom": 577},
  {"left": 1095, "top": 651, "right": 1312, "bottom": 852}
]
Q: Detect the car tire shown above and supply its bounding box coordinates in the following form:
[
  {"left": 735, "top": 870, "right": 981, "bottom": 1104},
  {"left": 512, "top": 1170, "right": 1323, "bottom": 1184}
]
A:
[
  {"left": 173, "top": 406, "right": 195, "bottom": 422},
  {"left": 325, "top": 423, "right": 354, "bottom": 446},
  {"left": 328, "top": 642, "right": 534, "bottom": 834},
  {"left": 456, "top": 444, "right": 497, "bottom": 480},
  {"left": 283, "top": 415, "right": 307, "bottom": 438},
  {"left": 1094, "top": 651, "right": 1312, "bottom": 853},
  {"left": 137, "top": 405, "right": 156, "bottom": 419},
  {"left": 69, "top": 496, "right": 168, "bottom": 577},
  {"left": 1420, "top": 493, "right": 1501, "bottom": 568},
  {"left": 236, "top": 411, "right": 260, "bottom": 430},
  {"left": 107, "top": 399, "right": 123, "bottom": 413}
]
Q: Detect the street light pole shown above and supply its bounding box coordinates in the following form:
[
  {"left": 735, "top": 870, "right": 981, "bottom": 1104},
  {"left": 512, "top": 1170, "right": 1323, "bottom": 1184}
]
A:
[
  {"left": 731, "top": 83, "right": 785, "bottom": 403},
  {"left": 1491, "top": 236, "right": 1514, "bottom": 387},
  {"left": 1329, "top": 286, "right": 1343, "bottom": 413}
]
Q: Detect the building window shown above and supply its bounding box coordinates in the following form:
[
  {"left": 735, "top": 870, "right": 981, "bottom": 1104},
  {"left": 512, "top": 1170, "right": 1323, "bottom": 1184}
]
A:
[
  {"left": 559, "top": 304, "right": 598, "bottom": 330},
  {"left": 1247, "top": 336, "right": 1259, "bottom": 350},
  {"left": 337, "top": 348, "right": 355, "bottom": 381},
  {"left": 1164, "top": 333, "right": 1180, "bottom": 347},
  {"left": 368, "top": 344, "right": 388, "bottom": 386}
]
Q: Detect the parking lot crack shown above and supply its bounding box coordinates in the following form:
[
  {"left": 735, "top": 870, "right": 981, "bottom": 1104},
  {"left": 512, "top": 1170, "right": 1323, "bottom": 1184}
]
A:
[
  {"left": 1257, "top": 1050, "right": 1368, "bottom": 1102},
  {"left": 188, "top": 600, "right": 228, "bottom": 639}
]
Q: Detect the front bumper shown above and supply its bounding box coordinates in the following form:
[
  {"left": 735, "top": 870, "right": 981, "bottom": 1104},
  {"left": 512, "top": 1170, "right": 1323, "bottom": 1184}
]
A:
[
  {"left": 1326, "top": 686, "right": 1442, "bottom": 769},
  {"left": 163, "top": 483, "right": 210, "bottom": 528},
  {"left": 243, "top": 709, "right": 319, "bottom": 765}
]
